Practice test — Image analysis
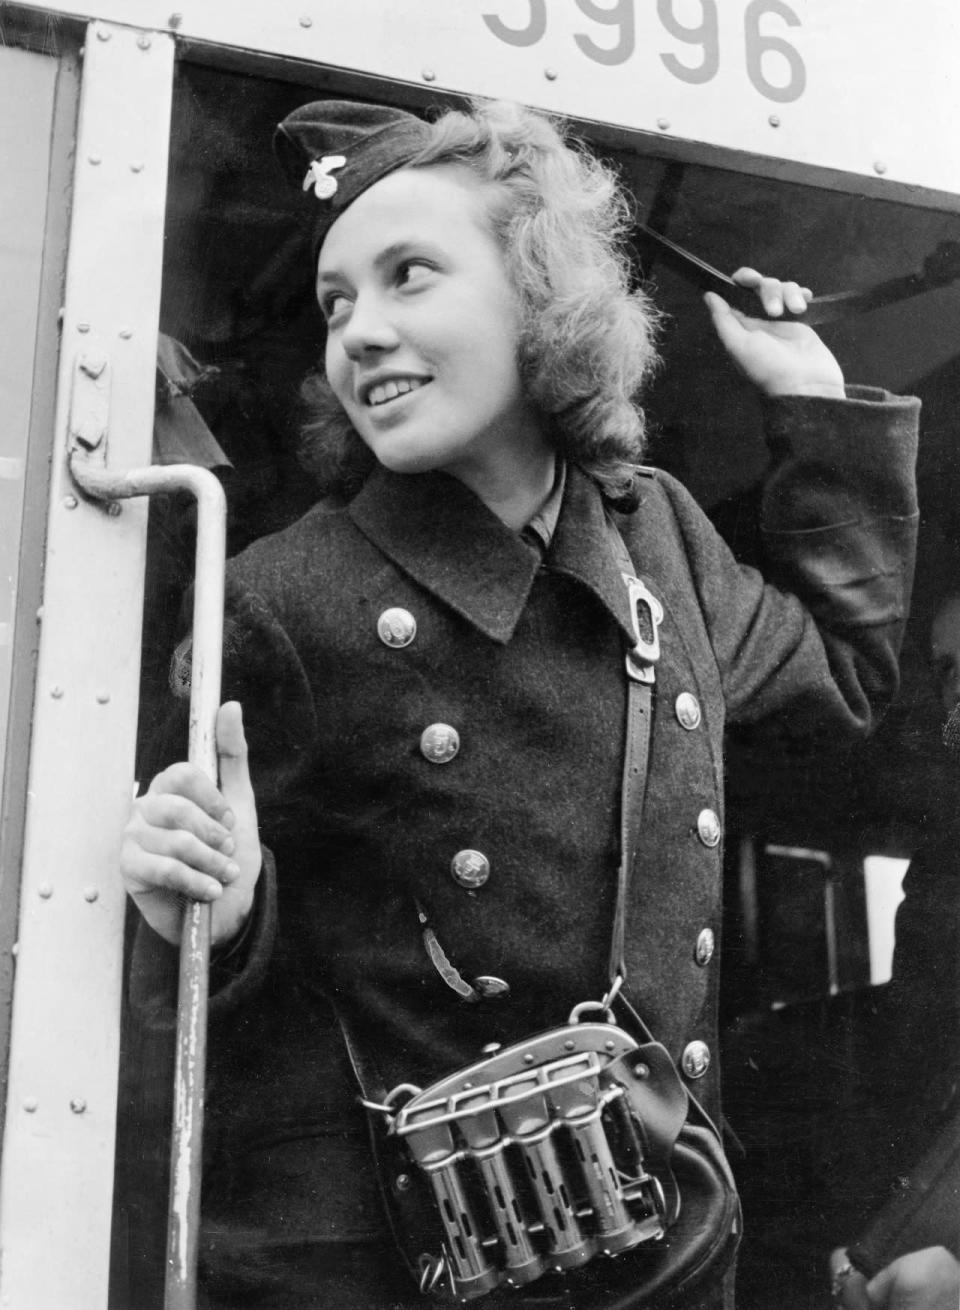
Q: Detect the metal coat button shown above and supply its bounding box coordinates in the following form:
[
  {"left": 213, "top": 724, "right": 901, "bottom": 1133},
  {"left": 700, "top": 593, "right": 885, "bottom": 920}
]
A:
[
  {"left": 696, "top": 808, "right": 721, "bottom": 848},
  {"left": 377, "top": 607, "right": 417, "bottom": 648},
  {"left": 420, "top": 723, "right": 460, "bottom": 764},
  {"left": 695, "top": 928, "right": 715, "bottom": 967},
  {"left": 451, "top": 849, "right": 490, "bottom": 889},
  {"left": 675, "top": 692, "right": 702, "bottom": 730},
  {"left": 681, "top": 1040, "right": 711, "bottom": 1080}
]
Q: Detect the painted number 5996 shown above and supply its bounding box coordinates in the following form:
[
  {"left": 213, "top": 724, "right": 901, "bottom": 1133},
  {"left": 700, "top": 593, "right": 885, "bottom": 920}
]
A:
[{"left": 482, "top": 0, "right": 807, "bottom": 104}]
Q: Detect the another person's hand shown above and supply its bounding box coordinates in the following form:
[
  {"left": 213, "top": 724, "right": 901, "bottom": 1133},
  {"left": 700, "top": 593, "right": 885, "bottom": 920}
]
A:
[
  {"left": 831, "top": 1245, "right": 960, "bottom": 1310},
  {"left": 120, "top": 701, "right": 262, "bottom": 947},
  {"left": 705, "top": 267, "right": 845, "bottom": 400}
]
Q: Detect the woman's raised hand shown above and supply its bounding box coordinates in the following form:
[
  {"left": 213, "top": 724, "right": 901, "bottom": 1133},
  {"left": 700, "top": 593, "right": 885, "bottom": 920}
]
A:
[
  {"left": 120, "top": 701, "right": 262, "bottom": 948},
  {"left": 705, "top": 267, "right": 845, "bottom": 400},
  {"left": 830, "top": 1246, "right": 960, "bottom": 1310}
]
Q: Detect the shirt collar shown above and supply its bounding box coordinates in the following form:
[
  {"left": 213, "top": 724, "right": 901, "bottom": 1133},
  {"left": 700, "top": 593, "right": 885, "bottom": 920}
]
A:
[
  {"left": 348, "top": 464, "right": 637, "bottom": 645},
  {"left": 521, "top": 459, "right": 567, "bottom": 554}
]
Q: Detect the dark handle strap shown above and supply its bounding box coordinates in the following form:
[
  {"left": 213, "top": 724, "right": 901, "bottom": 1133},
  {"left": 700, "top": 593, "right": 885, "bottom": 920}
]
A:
[{"left": 633, "top": 222, "right": 960, "bottom": 327}]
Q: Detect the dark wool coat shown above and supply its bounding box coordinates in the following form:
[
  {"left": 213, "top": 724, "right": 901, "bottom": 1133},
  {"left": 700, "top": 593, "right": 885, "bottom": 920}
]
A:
[{"left": 132, "top": 386, "right": 918, "bottom": 1310}]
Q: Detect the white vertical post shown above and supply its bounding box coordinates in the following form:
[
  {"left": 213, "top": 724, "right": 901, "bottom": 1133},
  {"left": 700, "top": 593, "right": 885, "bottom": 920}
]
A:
[{"left": 0, "top": 21, "right": 174, "bottom": 1309}]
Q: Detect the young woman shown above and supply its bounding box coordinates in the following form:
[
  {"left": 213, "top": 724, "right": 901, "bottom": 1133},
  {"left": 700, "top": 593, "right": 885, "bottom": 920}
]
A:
[{"left": 121, "top": 99, "right": 919, "bottom": 1309}]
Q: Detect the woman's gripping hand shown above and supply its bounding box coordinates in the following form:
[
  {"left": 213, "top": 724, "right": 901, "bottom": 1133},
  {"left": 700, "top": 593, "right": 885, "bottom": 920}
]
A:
[
  {"left": 705, "top": 266, "right": 845, "bottom": 400},
  {"left": 120, "top": 701, "right": 262, "bottom": 948}
]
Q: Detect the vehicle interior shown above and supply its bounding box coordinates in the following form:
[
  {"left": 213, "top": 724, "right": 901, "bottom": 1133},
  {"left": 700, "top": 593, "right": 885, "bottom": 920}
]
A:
[{"left": 109, "top": 55, "right": 960, "bottom": 1310}]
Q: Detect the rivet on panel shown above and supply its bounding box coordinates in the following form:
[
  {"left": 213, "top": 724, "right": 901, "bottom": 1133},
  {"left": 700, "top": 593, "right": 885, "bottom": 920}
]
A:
[
  {"left": 633, "top": 1063, "right": 650, "bottom": 1079},
  {"left": 768, "top": 114, "right": 781, "bottom": 128},
  {"left": 84, "top": 887, "right": 100, "bottom": 903},
  {"left": 88, "top": 154, "right": 102, "bottom": 166},
  {"left": 169, "top": 12, "right": 183, "bottom": 28},
  {"left": 523, "top": 1052, "right": 535, "bottom": 1065},
  {"left": 107, "top": 502, "right": 123, "bottom": 517},
  {"left": 23, "top": 1098, "right": 38, "bottom": 1113},
  {"left": 137, "top": 33, "right": 152, "bottom": 49},
  {"left": 70, "top": 1098, "right": 87, "bottom": 1114},
  {"left": 874, "top": 160, "right": 888, "bottom": 175},
  {"left": 656, "top": 118, "right": 670, "bottom": 131},
  {"left": 299, "top": 14, "right": 313, "bottom": 26},
  {"left": 96, "top": 690, "right": 111, "bottom": 704},
  {"left": 50, "top": 685, "right": 64, "bottom": 700},
  {"left": 63, "top": 495, "right": 78, "bottom": 510},
  {"left": 95, "top": 26, "right": 111, "bottom": 41},
  {"left": 38, "top": 883, "right": 53, "bottom": 899},
  {"left": 544, "top": 67, "right": 558, "bottom": 80},
  {"left": 130, "top": 162, "right": 144, "bottom": 173},
  {"left": 119, "top": 328, "right": 133, "bottom": 339},
  {"left": 422, "top": 68, "right": 437, "bottom": 82},
  {"left": 77, "top": 323, "right": 91, "bottom": 334}
]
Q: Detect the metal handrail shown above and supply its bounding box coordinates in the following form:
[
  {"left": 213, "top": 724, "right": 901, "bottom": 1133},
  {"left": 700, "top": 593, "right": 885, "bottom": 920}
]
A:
[{"left": 69, "top": 453, "right": 226, "bottom": 1310}]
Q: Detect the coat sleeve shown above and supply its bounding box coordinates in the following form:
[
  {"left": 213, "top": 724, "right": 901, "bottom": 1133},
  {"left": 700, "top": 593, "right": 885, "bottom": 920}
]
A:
[{"left": 665, "top": 385, "right": 919, "bottom": 733}]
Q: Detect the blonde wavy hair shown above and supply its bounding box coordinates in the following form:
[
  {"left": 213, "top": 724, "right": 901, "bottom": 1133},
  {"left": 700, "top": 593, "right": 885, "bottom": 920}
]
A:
[{"left": 300, "top": 98, "right": 660, "bottom": 506}]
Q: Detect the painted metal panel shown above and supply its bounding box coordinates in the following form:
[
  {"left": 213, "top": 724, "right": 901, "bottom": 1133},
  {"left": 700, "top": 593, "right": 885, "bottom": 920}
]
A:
[
  {"left": 4, "top": 0, "right": 960, "bottom": 201},
  {"left": 0, "top": 21, "right": 173, "bottom": 1309},
  {"left": 0, "top": 31, "right": 80, "bottom": 1140},
  {"left": 0, "top": 47, "right": 56, "bottom": 818}
]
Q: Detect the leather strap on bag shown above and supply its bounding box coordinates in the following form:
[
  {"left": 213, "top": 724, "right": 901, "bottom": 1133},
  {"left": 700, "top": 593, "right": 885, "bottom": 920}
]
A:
[{"left": 607, "top": 514, "right": 663, "bottom": 993}]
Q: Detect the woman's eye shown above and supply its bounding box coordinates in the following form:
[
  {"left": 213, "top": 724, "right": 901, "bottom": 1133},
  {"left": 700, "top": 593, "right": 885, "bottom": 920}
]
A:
[
  {"left": 321, "top": 292, "right": 351, "bottom": 323},
  {"left": 397, "top": 260, "right": 433, "bottom": 288}
]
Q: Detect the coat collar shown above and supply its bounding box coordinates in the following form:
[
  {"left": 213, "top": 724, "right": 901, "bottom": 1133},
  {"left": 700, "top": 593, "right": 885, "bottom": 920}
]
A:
[{"left": 348, "top": 464, "right": 637, "bottom": 645}]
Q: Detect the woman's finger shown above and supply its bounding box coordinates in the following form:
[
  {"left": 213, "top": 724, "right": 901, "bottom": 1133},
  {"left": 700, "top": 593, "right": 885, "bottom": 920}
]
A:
[
  {"left": 134, "top": 791, "right": 235, "bottom": 851},
  {"left": 120, "top": 842, "right": 231, "bottom": 903},
  {"left": 125, "top": 821, "right": 241, "bottom": 885},
  {"left": 147, "top": 760, "right": 236, "bottom": 828}
]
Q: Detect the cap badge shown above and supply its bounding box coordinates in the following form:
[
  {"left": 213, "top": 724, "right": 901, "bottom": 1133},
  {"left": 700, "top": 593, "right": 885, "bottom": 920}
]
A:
[{"left": 303, "top": 154, "right": 347, "bottom": 200}]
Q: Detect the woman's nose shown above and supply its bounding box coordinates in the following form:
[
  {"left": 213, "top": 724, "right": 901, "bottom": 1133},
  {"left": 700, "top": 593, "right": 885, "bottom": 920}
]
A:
[{"left": 341, "top": 293, "right": 399, "bottom": 359}]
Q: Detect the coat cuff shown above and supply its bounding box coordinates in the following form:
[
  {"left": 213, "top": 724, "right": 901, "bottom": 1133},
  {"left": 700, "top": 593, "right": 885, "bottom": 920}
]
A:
[
  {"left": 208, "top": 845, "right": 278, "bottom": 1015},
  {"left": 760, "top": 386, "right": 920, "bottom": 531},
  {"left": 129, "top": 846, "right": 278, "bottom": 1030}
]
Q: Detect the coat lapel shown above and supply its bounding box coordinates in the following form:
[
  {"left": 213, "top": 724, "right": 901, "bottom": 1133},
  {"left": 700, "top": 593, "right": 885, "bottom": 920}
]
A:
[
  {"left": 348, "top": 463, "right": 638, "bottom": 646},
  {"left": 349, "top": 466, "right": 540, "bottom": 643},
  {"left": 549, "top": 465, "right": 638, "bottom": 646}
]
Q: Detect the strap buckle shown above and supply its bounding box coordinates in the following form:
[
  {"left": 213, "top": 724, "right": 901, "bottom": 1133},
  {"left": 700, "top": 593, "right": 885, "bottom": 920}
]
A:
[{"left": 622, "top": 573, "right": 663, "bottom": 684}]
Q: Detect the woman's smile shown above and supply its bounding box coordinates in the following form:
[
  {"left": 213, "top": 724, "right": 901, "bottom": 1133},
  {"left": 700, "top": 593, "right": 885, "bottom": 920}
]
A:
[{"left": 361, "top": 374, "right": 432, "bottom": 410}]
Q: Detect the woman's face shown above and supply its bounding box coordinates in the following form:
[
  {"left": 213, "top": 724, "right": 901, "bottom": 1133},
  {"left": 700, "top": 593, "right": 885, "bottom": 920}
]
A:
[{"left": 317, "top": 164, "right": 546, "bottom": 486}]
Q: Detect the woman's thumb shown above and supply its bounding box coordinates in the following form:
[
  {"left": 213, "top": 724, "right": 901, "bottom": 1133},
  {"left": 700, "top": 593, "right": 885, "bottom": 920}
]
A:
[{"left": 215, "top": 701, "right": 253, "bottom": 805}]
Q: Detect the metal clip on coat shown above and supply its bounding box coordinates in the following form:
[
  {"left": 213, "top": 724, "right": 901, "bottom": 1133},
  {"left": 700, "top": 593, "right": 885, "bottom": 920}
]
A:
[{"left": 622, "top": 573, "right": 663, "bottom": 684}]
